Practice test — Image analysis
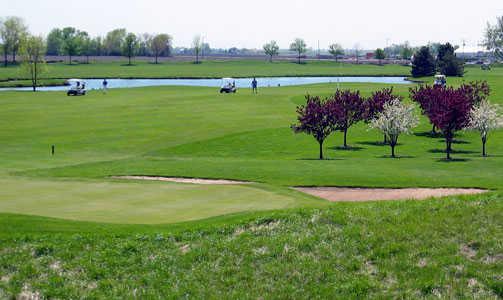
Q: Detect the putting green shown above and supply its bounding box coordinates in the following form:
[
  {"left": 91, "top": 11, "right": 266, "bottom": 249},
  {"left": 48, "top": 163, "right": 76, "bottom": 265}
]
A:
[{"left": 0, "top": 177, "right": 322, "bottom": 224}]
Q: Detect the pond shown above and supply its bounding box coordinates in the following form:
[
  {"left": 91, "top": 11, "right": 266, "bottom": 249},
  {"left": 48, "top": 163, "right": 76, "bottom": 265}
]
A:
[{"left": 0, "top": 76, "right": 411, "bottom": 91}]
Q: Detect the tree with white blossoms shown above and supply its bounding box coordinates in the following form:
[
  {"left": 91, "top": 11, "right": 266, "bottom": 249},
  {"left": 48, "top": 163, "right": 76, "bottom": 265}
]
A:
[
  {"left": 468, "top": 100, "right": 503, "bottom": 157},
  {"left": 370, "top": 99, "right": 418, "bottom": 158}
]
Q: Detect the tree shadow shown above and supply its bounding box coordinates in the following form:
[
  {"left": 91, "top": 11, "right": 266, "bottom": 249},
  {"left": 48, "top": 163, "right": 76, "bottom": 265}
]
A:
[
  {"left": 428, "top": 149, "right": 478, "bottom": 154},
  {"left": 358, "top": 141, "right": 387, "bottom": 147},
  {"left": 436, "top": 158, "right": 471, "bottom": 163},
  {"left": 296, "top": 158, "right": 343, "bottom": 161},
  {"left": 376, "top": 155, "right": 415, "bottom": 159},
  {"left": 437, "top": 139, "right": 471, "bottom": 145},
  {"left": 479, "top": 154, "right": 503, "bottom": 158},
  {"left": 329, "top": 146, "right": 364, "bottom": 151},
  {"left": 120, "top": 64, "right": 137, "bottom": 67},
  {"left": 414, "top": 131, "right": 443, "bottom": 138}
]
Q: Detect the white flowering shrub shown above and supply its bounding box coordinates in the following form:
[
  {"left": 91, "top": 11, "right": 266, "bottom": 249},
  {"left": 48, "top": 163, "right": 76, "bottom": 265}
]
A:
[
  {"left": 370, "top": 98, "right": 418, "bottom": 157},
  {"left": 468, "top": 100, "right": 503, "bottom": 156}
]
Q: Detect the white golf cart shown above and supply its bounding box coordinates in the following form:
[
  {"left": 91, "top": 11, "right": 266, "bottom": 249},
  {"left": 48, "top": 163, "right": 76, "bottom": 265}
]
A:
[
  {"left": 433, "top": 74, "right": 446, "bottom": 87},
  {"left": 66, "top": 79, "right": 87, "bottom": 96},
  {"left": 220, "top": 77, "right": 237, "bottom": 93}
]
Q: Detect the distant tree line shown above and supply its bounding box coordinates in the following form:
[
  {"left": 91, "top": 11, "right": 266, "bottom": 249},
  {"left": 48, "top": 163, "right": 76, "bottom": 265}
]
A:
[{"left": 45, "top": 27, "right": 173, "bottom": 64}]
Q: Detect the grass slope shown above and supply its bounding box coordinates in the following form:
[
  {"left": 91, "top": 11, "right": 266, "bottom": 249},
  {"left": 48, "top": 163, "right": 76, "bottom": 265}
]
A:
[{"left": 1, "top": 197, "right": 501, "bottom": 298}]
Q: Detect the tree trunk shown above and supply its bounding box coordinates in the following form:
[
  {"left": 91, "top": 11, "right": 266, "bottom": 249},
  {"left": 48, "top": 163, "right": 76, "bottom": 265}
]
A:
[
  {"left": 3, "top": 52, "right": 7, "bottom": 67},
  {"left": 343, "top": 128, "right": 348, "bottom": 148},
  {"left": 298, "top": 52, "right": 301, "bottom": 64},
  {"left": 319, "top": 140, "right": 324, "bottom": 160},
  {"left": 155, "top": 54, "right": 158, "bottom": 64},
  {"left": 446, "top": 138, "right": 452, "bottom": 160},
  {"left": 129, "top": 55, "right": 131, "bottom": 65},
  {"left": 69, "top": 55, "right": 72, "bottom": 65},
  {"left": 383, "top": 134, "right": 387, "bottom": 144},
  {"left": 482, "top": 136, "right": 487, "bottom": 157},
  {"left": 12, "top": 51, "right": 16, "bottom": 63},
  {"left": 269, "top": 55, "right": 272, "bottom": 63},
  {"left": 431, "top": 124, "right": 437, "bottom": 135},
  {"left": 391, "top": 143, "right": 395, "bottom": 158},
  {"left": 32, "top": 62, "right": 37, "bottom": 92}
]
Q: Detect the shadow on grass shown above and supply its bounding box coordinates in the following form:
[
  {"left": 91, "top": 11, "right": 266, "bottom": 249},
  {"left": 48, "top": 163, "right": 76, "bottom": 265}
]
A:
[
  {"left": 414, "top": 131, "right": 443, "bottom": 138},
  {"left": 376, "top": 155, "right": 415, "bottom": 159},
  {"left": 436, "top": 158, "right": 472, "bottom": 162},
  {"left": 358, "top": 141, "right": 387, "bottom": 147},
  {"left": 428, "top": 149, "right": 478, "bottom": 154},
  {"left": 329, "top": 146, "right": 364, "bottom": 151},
  {"left": 437, "top": 139, "right": 471, "bottom": 145},
  {"left": 120, "top": 64, "right": 137, "bottom": 67},
  {"left": 296, "top": 158, "right": 343, "bottom": 161}
]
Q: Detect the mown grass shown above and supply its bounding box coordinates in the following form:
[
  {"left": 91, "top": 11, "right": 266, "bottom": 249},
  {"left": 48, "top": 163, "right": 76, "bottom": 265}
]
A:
[
  {"left": 0, "top": 79, "right": 66, "bottom": 88},
  {"left": 0, "top": 62, "right": 501, "bottom": 298},
  {"left": 0, "top": 59, "right": 411, "bottom": 81}
]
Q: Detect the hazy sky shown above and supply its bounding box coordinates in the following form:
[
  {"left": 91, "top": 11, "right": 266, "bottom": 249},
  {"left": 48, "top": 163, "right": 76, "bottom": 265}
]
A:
[{"left": 2, "top": 0, "right": 502, "bottom": 49}]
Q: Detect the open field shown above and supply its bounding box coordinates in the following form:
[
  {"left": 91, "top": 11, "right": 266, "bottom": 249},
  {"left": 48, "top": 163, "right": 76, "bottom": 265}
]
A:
[
  {"left": 0, "top": 62, "right": 502, "bottom": 297},
  {"left": 0, "top": 60, "right": 411, "bottom": 83}
]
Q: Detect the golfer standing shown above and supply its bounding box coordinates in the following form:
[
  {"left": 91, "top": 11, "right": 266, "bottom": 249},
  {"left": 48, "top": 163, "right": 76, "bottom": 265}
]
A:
[
  {"left": 251, "top": 77, "right": 258, "bottom": 94},
  {"left": 102, "top": 79, "right": 108, "bottom": 93}
]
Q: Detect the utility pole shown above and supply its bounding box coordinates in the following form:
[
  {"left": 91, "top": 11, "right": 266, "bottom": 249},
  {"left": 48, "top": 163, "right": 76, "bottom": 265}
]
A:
[
  {"left": 317, "top": 40, "right": 320, "bottom": 60},
  {"left": 201, "top": 35, "right": 205, "bottom": 59},
  {"left": 386, "top": 38, "right": 390, "bottom": 60},
  {"left": 462, "top": 39, "right": 466, "bottom": 61}
]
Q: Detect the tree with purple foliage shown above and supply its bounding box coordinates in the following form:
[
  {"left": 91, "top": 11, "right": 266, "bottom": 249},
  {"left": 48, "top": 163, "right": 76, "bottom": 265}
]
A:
[
  {"left": 410, "top": 84, "right": 444, "bottom": 134},
  {"left": 326, "top": 89, "right": 366, "bottom": 148},
  {"left": 411, "top": 81, "right": 491, "bottom": 136},
  {"left": 292, "top": 95, "right": 333, "bottom": 159},
  {"left": 364, "top": 87, "right": 402, "bottom": 143},
  {"left": 411, "top": 85, "right": 475, "bottom": 160}
]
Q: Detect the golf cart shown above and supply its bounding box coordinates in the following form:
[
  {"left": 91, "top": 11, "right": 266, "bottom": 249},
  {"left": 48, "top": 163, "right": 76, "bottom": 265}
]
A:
[
  {"left": 220, "top": 78, "right": 237, "bottom": 93},
  {"left": 481, "top": 63, "right": 491, "bottom": 70},
  {"left": 66, "top": 79, "right": 87, "bottom": 96},
  {"left": 433, "top": 74, "right": 446, "bottom": 87}
]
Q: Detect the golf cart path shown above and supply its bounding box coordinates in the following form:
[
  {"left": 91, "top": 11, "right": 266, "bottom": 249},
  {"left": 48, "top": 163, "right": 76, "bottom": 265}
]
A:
[
  {"left": 112, "top": 176, "right": 487, "bottom": 201},
  {"left": 294, "top": 187, "right": 487, "bottom": 202}
]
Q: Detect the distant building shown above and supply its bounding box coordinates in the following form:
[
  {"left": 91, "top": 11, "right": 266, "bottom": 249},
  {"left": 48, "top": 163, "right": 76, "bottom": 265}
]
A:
[{"left": 455, "top": 46, "right": 491, "bottom": 61}]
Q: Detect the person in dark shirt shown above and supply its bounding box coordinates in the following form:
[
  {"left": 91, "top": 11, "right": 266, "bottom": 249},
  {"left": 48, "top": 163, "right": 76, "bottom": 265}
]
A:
[
  {"left": 102, "top": 79, "right": 108, "bottom": 93},
  {"left": 251, "top": 77, "right": 258, "bottom": 94}
]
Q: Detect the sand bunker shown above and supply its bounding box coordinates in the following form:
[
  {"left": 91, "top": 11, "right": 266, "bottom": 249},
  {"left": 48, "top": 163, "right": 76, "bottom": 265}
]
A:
[
  {"left": 112, "top": 176, "right": 250, "bottom": 185},
  {"left": 294, "top": 187, "right": 487, "bottom": 202}
]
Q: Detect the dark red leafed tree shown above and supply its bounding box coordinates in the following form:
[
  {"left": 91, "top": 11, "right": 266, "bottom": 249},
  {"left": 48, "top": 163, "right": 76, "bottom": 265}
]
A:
[
  {"left": 364, "top": 87, "right": 402, "bottom": 143},
  {"left": 326, "top": 89, "right": 366, "bottom": 148},
  {"left": 410, "top": 85, "right": 474, "bottom": 159},
  {"left": 292, "top": 95, "right": 333, "bottom": 159},
  {"left": 410, "top": 84, "right": 445, "bottom": 134},
  {"left": 411, "top": 81, "right": 490, "bottom": 135}
]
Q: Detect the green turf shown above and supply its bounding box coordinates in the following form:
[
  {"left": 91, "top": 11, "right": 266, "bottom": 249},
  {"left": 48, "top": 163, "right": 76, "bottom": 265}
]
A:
[
  {"left": 0, "top": 59, "right": 410, "bottom": 82},
  {"left": 0, "top": 197, "right": 501, "bottom": 298},
  {"left": 0, "top": 177, "right": 324, "bottom": 224},
  {"left": 0, "top": 62, "right": 501, "bottom": 298}
]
